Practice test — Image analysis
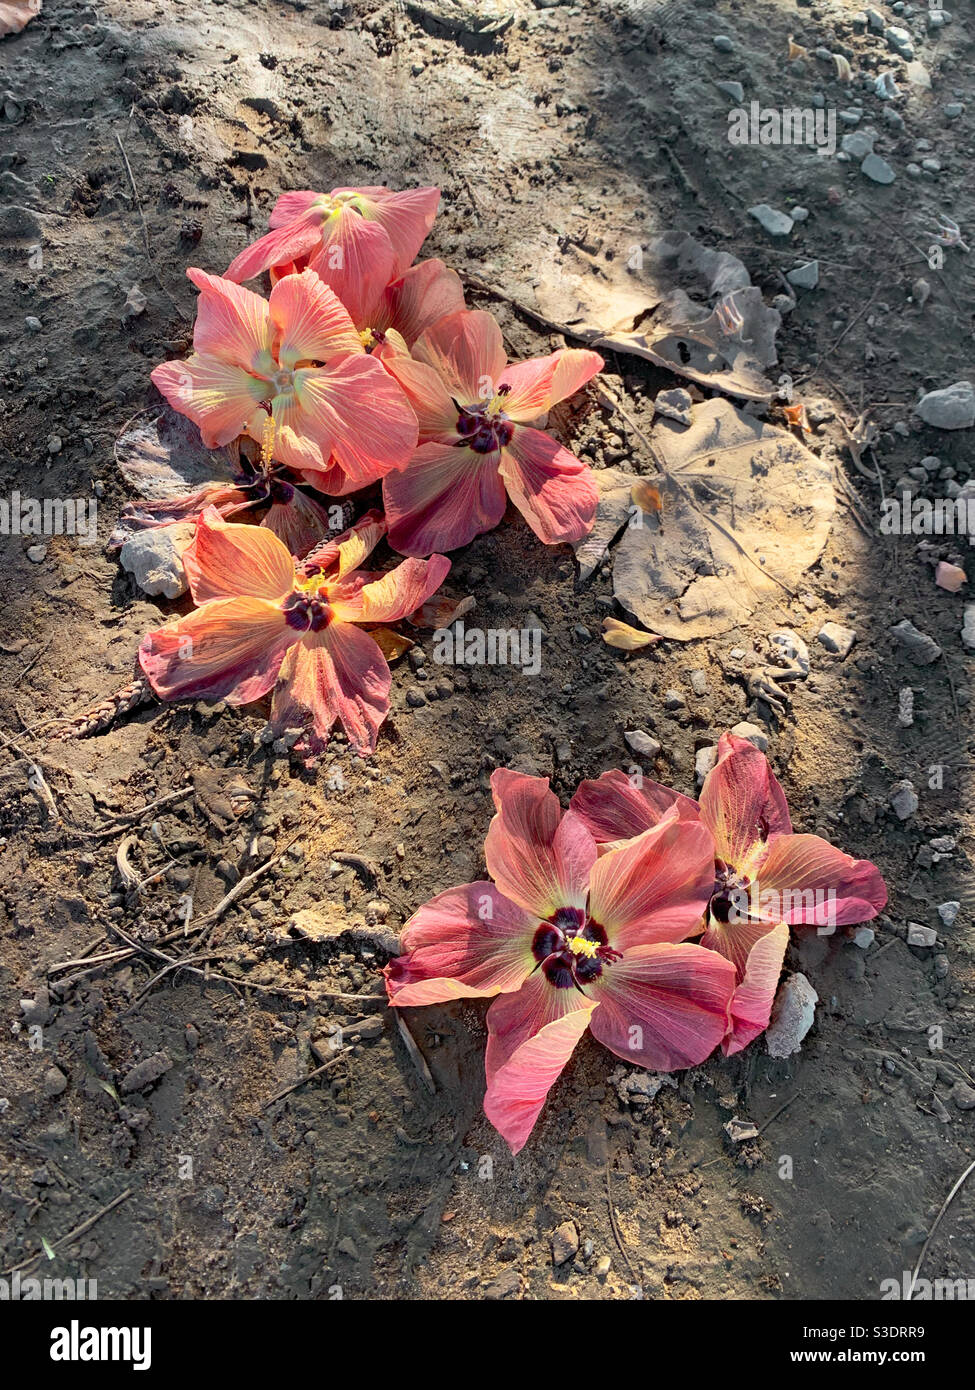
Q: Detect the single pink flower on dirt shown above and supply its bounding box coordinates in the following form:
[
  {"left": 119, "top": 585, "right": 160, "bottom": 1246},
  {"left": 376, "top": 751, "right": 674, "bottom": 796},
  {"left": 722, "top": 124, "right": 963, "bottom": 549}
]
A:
[
  {"left": 571, "top": 733, "right": 887, "bottom": 1055},
  {"left": 385, "top": 770, "right": 735, "bottom": 1153},
  {"left": 380, "top": 309, "right": 603, "bottom": 555},
  {"left": 138, "top": 506, "right": 449, "bottom": 758},
  {"left": 150, "top": 268, "right": 418, "bottom": 495},
  {"left": 223, "top": 186, "right": 441, "bottom": 328}
]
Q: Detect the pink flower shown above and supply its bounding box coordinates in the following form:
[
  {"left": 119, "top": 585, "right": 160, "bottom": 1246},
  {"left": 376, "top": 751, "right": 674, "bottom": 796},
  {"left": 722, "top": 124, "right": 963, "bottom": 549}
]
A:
[
  {"left": 571, "top": 733, "right": 887, "bottom": 1055},
  {"left": 385, "top": 770, "right": 735, "bottom": 1153},
  {"left": 138, "top": 507, "right": 449, "bottom": 758},
  {"left": 150, "top": 268, "right": 418, "bottom": 495},
  {"left": 380, "top": 309, "right": 603, "bottom": 555},
  {"left": 224, "top": 185, "right": 441, "bottom": 329},
  {"left": 362, "top": 258, "right": 466, "bottom": 359}
]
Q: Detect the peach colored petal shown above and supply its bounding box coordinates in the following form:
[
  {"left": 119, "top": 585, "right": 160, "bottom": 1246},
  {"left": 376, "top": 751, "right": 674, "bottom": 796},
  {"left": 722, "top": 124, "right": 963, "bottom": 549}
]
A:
[
  {"left": 268, "top": 269, "right": 363, "bottom": 369},
  {"left": 270, "top": 619, "right": 391, "bottom": 756},
  {"left": 498, "top": 426, "right": 597, "bottom": 545},
  {"left": 499, "top": 348, "right": 603, "bottom": 423},
  {"left": 150, "top": 355, "right": 267, "bottom": 449},
  {"left": 139, "top": 597, "right": 294, "bottom": 705},
  {"left": 183, "top": 505, "right": 295, "bottom": 605},
  {"left": 412, "top": 309, "right": 507, "bottom": 405},
  {"left": 383, "top": 441, "right": 507, "bottom": 557},
  {"left": 186, "top": 268, "right": 274, "bottom": 374}
]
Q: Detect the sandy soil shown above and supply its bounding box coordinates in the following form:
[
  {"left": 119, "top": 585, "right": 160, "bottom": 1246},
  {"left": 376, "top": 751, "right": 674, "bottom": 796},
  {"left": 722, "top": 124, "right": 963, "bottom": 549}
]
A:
[{"left": 0, "top": 0, "right": 973, "bottom": 1300}]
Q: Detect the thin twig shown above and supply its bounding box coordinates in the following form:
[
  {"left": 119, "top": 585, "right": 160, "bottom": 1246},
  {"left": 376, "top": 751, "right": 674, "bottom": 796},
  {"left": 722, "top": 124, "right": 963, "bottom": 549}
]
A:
[
  {"left": 605, "top": 1163, "right": 639, "bottom": 1283},
  {"left": 114, "top": 131, "right": 181, "bottom": 312},
  {"left": 261, "top": 1049, "right": 351, "bottom": 1110},
  {"left": 2, "top": 1188, "right": 133, "bottom": 1276},
  {"left": 907, "top": 1158, "right": 975, "bottom": 1299}
]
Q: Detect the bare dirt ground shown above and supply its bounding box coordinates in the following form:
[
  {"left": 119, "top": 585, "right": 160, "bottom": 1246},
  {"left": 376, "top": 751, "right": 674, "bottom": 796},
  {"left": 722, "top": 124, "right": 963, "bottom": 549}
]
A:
[{"left": 1, "top": 0, "right": 974, "bottom": 1301}]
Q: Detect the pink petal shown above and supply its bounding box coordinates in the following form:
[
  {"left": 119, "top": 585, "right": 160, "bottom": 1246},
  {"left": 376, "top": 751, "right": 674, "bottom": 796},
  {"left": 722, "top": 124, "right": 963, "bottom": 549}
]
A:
[
  {"left": 484, "top": 769, "right": 597, "bottom": 920},
  {"left": 224, "top": 212, "right": 325, "bottom": 284},
  {"left": 270, "top": 619, "right": 390, "bottom": 756},
  {"left": 186, "top": 268, "right": 274, "bottom": 373},
  {"left": 305, "top": 211, "right": 394, "bottom": 330},
  {"left": 384, "top": 882, "right": 538, "bottom": 1007},
  {"left": 587, "top": 809, "right": 716, "bottom": 951},
  {"left": 357, "top": 185, "right": 440, "bottom": 276},
  {"left": 268, "top": 190, "right": 323, "bottom": 228},
  {"left": 139, "top": 597, "right": 294, "bottom": 705},
  {"left": 701, "top": 908, "right": 784, "bottom": 981},
  {"left": 376, "top": 258, "right": 466, "bottom": 347},
  {"left": 291, "top": 355, "right": 419, "bottom": 490},
  {"left": 498, "top": 426, "right": 598, "bottom": 545},
  {"left": 383, "top": 441, "right": 507, "bottom": 557},
  {"left": 183, "top": 505, "right": 296, "bottom": 605},
  {"left": 300, "top": 510, "right": 387, "bottom": 579},
  {"left": 751, "top": 832, "right": 888, "bottom": 926},
  {"left": 698, "top": 732, "right": 792, "bottom": 872},
  {"left": 268, "top": 269, "right": 362, "bottom": 369},
  {"left": 413, "top": 309, "right": 507, "bottom": 405},
  {"left": 379, "top": 355, "right": 459, "bottom": 440},
  {"left": 260, "top": 487, "right": 336, "bottom": 559},
  {"left": 483, "top": 977, "right": 597, "bottom": 1154},
  {"left": 722, "top": 922, "right": 789, "bottom": 1056},
  {"left": 588, "top": 942, "right": 736, "bottom": 1071},
  {"left": 570, "top": 768, "right": 700, "bottom": 845},
  {"left": 150, "top": 355, "right": 267, "bottom": 450},
  {"left": 332, "top": 555, "right": 451, "bottom": 625},
  {"left": 499, "top": 348, "right": 603, "bottom": 423}
]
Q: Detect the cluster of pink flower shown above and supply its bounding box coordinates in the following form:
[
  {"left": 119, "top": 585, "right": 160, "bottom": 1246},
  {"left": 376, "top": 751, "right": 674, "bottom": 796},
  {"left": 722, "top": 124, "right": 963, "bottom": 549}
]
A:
[
  {"left": 385, "top": 734, "right": 887, "bottom": 1153},
  {"left": 137, "top": 185, "right": 603, "bottom": 757}
]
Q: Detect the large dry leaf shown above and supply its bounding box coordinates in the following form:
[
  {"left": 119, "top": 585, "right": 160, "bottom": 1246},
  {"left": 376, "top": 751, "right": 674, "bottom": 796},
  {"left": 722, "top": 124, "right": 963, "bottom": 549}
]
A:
[
  {"left": 0, "top": 1, "right": 41, "bottom": 37},
  {"left": 115, "top": 406, "right": 239, "bottom": 501},
  {"left": 531, "top": 231, "right": 780, "bottom": 402},
  {"left": 611, "top": 398, "right": 834, "bottom": 640}
]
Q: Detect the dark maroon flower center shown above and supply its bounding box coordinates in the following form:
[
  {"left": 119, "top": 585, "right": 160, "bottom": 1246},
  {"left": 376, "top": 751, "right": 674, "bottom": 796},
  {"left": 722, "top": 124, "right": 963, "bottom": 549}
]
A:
[
  {"left": 454, "top": 398, "right": 514, "bottom": 455},
  {"left": 283, "top": 590, "right": 331, "bottom": 632},
  {"left": 709, "top": 859, "right": 750, "bottom": 924},
  {"left": 531, "top": 907, "right": 622, "bottom": 991}
]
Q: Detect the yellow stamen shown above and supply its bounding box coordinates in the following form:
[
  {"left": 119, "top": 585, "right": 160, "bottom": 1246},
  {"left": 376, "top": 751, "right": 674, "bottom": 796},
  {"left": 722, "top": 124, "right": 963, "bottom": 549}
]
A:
[
  {"left": 568, "top": 935, "right": 598, "bottom": 959},
  {"left": 261, "top": 411, "right": 276, "bottom": 469}
]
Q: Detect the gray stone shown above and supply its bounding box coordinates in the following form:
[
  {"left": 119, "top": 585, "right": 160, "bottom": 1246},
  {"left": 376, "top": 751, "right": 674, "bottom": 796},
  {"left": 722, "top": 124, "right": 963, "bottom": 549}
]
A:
[
  {"left": 119, "top": 522, "right": 194, "bottom": 599},
  {"left": 552, "top": 1221, "right": 579, "bottom": 1265},
  {"left": 787, "top": 260, "right": 820, "bottom": 290},
  {"left": 26, "top": 543, "right": 47, "bottom": 563},
  {"left": 943, "top": 102, "right": 964, "bottom": 119},
  {"left": 713, "top": 35, "right": 734, "bottom": 52},
  {"left": 889, "top": 779, "right": 919, "bottom": 820},
  {"left": 915, "top": 381, "right": 975, "bottom": 430},
  {"left": 889, "top": 618, "right": 942, "bottom": 664},
  {"left": 866, "top": 7, "right": 885, "bottom": 31},
  {"left": 653, "top": 387, "right": 693, "bottom": 425},
  {"left": 695, "top": 745, "right": 717, "bottom": 786},
  {"left": 715, "top": 80, "right": 744, "bottom": 103},
  {"left": 120, "top": 1051, "right": 173, "bottom": 1094},
  {"left": 24, "top": 315, "right": 41, "bottom": 332},
  {"left": 963, "top": 604, "right": 975, "bottom": 651},
  {"left": 841, "top": 128, "right": 875, "bottom": 160},
  {"left": 766, "top": 974, "right": 818, "bottom": 1058},
  {"left": 952, "top": 1082, "right": 975, "bottom": 1111},
  {"left": 790, "top": 206, "right": 810, "bottom": 222},
  {"left": 624, "top": 729, "right": 660, "bottom": 759},
  {"left": 817, "top": 621, "right": 856, "bottom": 657},
  {"left": 861, "top": 153, "right": 897, "bottom": 184},
  {"left": 906, "top": 922, "right": 937, "bottom": 947},
  {"left": 748, "top": 203, "right": 794, "bottom": 237},
  {"left": 851, "top": 926, "right": 875, "bottom": 949},
  {"left": 937, "top": 901, "right": 960, "bottom": 928},
  {"left": 687, "top": 668, "right": 709, "bottom": 696},
  {"left": 42, "top": 1066, "right": 68, "bottom": 1098},
  {"left": 886, "top": 24, "right": 915, "bottom": 57}
]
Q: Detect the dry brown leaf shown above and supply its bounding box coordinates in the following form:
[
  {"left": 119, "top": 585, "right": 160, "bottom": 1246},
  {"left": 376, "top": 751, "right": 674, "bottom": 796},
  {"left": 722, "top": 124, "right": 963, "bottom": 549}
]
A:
[
  {"left": 601, "top": 617, "right": 662, "bottom": 651},
  {"left": 408, "top": 593, "right": 476, "bottom": 630},
  {"left": 367, "top": 627, "right": 414, "bottom": 662}
]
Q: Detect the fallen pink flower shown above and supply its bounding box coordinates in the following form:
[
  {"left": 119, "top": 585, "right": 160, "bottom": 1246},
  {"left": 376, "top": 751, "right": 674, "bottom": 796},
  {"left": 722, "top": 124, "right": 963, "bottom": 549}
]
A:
[
  {"left": 385, "top": 770, "right": 735, "bottom": 1153},
  {"left": 571, "top": 733, "right": 887, "bottom": 1055},
  {"left": 138, "top": 506, "right": 449, "bottom": 758},
  {"left": 381, "top": 309, "right": 603, "bottom": 554},
  {"left": 224, "top": 185, "right": 440, "bottom": 329},
  {"left": 150, "top": 267, "right": 418, "bottom": 495}
]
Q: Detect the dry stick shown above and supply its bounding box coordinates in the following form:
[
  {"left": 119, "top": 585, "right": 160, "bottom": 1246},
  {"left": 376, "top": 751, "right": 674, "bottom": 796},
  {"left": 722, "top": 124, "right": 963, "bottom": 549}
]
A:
[
  {"left": 261, "top": 1048, "right": 352, "bottom": 1110},
  {"left": 757, "top": 1090, "right": 802, "bottom": 1135},
  {"left": 2, "top": 1188, "right": 133, "bottom": 1277},
  {"left": 605, "top": 1163, "right": 639, "bottom": 1284},
  {"left": 113, "top": 130, "right": 181, "bottom": 313},
  {"left": 794, "top": 282, "right": 883, "bottom": 387},
  {"left": 907, "top": 1157, "right": 975, "bottom": 1300},
  {"left": 195, "top": 834, "right": 301, "bottom": 944},
  {"left": 394, "top": 1011, "right": 436, "bottom": 1095}
]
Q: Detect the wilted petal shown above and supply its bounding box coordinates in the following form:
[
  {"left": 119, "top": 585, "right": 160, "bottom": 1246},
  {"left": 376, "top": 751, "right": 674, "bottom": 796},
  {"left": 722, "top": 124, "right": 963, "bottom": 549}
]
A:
[
  {"left": 150, "top": 355, "right": 267, "bottom": 449},
  {"left": 380, "top": 355, "right": 459, "bottom": 440},
  {"left": 139, "top": 597, "right": 294, "bottom": 705},
  {"left": 300, "top": 510, "right": 386, "bottom": 579},
  {"left": 331, "top": 555, "right": 451, "bottom": 625},
  {"left": 484, "top": 977, "right": 597, "bottom": 1154},
  {"left": 270, "top": 619, "right": 390, "bottom": 756},
  {"left": 570, "top": 768, "right": 699, "bottom": 846},
  {"left": 260, "top": 487, "right": 336, "bottom": 559},
  {"left": 377, "top": 258, "right": 466, "bottom": 347},
  {"left": 484, "top": 769, "right": 597, "bottom": 920},
  {"left": 587, "top": 810, "right": 716, "bottom": 951},
  {"left": 293, "top": 355, "right": 419, "bottom": 490},
  {"left": 752, "top": 833, "right": 888, "bottom": 926},
  {"left": 499, "top": 427, "right": 598, "bottom": 545},
  {"left": 722, "top": 922, "right": 789, "bottom": 1056},
  {"left": 305, "top": 210, "right": 394, "bottom": 330},
  {"left": 268, "top": 269, "right": 362, "bottom": 368},
  {"left": 499, "top": 348, "right": 603, "bottom": 423},
  {"left": 383, "top": 441, "right": 507, "bottom": 557},
  {"left": 413, "top": 309, "right": 506, "bottom": 405},
  {"left": 588, "top": 942, "right": 735, "bottom": 1071},
  {"left": 269, "top": 190, "right": 323, "bottom": 228},
  {"left": 384, "top": 882, "right": 537, "bottom": 1007},
  {"left": 224, "top": 212, "right": 325, "bottom": 284},
  {"left": 186, "top": 268, "right": 274, "bottom": 374},
  {"left": 183, "top": 506, "right": 296, "bottom": 604},
  {"left": 699, "top": 732, "right": 792, "bottom": 872}
]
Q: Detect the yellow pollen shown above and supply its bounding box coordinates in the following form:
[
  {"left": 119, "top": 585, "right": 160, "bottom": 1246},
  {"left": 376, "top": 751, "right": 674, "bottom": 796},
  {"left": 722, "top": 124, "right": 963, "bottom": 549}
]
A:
[
  {"left": 569, "top": 935, "right": 598, "bottom": 959},
  {"left": 358, "top": 328, "right": 375, "bottom": 348},
  {"left": 260, "top": 412, "right": 276, "bottom": 469}
]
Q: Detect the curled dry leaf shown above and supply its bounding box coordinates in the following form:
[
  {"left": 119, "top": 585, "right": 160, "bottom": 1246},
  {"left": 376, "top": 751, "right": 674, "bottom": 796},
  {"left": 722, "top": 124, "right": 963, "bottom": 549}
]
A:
[
  {"left": 601, "top": 617, "right": 662, "bottom": 651},
  {"left": 408, "top": 593, "right": 476, "bottom": 629},
  {"left": 366, "top": 627, "right": 415, "bottom": 662}
]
